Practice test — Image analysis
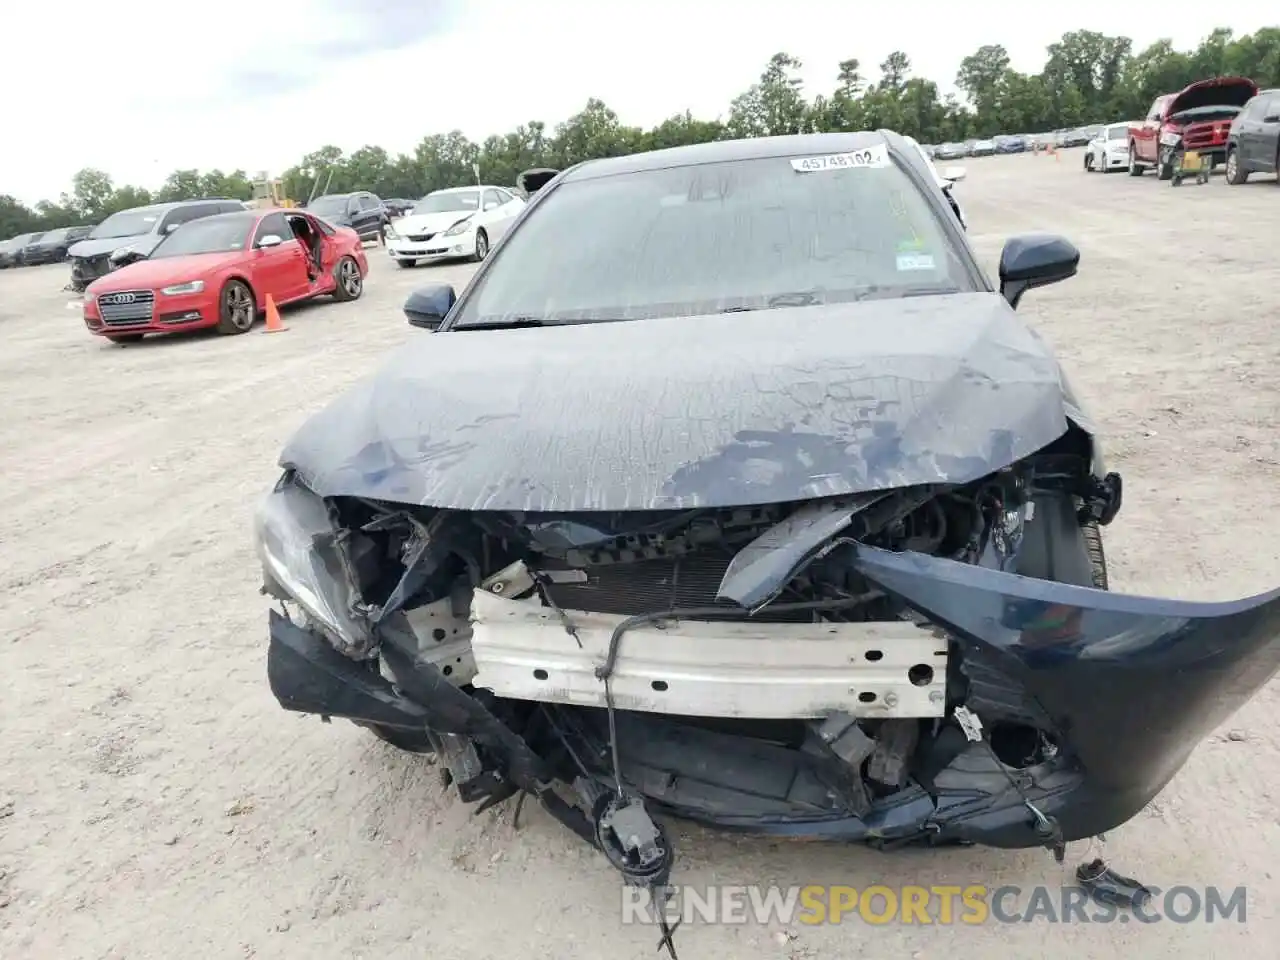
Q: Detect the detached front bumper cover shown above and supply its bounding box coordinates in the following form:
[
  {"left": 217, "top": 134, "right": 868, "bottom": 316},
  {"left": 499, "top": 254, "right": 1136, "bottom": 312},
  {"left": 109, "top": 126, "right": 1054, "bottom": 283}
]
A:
[{"left": 266, "top": 539, "right": 1280, "bottom": 845}]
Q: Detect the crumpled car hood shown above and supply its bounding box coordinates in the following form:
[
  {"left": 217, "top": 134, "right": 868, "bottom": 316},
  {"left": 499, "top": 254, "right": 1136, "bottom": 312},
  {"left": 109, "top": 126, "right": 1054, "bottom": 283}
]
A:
[
  {"left": 281, "top": 292, "right": 1078, "bottom": 511},
  {"left": 68, "top": 234, "right": 160, "bottom": 259}
]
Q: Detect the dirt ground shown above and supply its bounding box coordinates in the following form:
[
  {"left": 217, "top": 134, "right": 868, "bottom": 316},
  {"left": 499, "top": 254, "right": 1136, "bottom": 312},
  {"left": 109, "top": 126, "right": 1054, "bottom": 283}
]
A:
[{"left": 1, "top": 154, "right": 1279, "bottom": 960}]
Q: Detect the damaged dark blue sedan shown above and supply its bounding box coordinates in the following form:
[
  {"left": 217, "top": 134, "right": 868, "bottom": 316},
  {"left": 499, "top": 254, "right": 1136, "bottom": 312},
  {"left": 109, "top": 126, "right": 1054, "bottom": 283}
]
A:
[{"left": 254, "top": 130, "right": 1280, "bottom": 896}]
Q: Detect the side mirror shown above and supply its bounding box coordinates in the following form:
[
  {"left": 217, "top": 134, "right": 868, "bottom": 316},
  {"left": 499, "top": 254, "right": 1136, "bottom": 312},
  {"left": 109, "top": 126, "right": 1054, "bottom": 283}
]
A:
[
  {"left": 998, "top": 234, "right": 1080, "bottom": 309},
  {"left": 942, "top": 166, "right": 967, "bottom": 182},
  {"left": 257, "top": 234, "right": 284, "bottom": 249},
  {"left": 164, "top": 223, "right": 181, "bottom": 234},
  {"left": 404, "top": 283, "right": 456, "bottom": 330}
]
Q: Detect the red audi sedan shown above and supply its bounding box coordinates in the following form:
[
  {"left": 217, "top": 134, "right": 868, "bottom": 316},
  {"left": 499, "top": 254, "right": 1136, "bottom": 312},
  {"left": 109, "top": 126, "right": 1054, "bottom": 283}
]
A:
[{"left": 83, "top": 208, "right": 369, "bottom": 344}]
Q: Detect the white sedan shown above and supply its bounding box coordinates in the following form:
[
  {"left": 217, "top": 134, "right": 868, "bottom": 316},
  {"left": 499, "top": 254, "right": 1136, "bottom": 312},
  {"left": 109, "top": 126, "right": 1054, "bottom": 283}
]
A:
[
  {"left": 385, "top": 185, "right": 526, "bottom": 267},
  {"left": 1084, "top": 122, "right": 1132, "bottom": 172}
]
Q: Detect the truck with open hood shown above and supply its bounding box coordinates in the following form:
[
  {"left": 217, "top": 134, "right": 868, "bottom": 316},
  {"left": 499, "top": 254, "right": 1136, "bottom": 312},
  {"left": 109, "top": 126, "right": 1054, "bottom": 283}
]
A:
[{"left": 1128, "top": 76, "right": 1259, "bottom": 179}]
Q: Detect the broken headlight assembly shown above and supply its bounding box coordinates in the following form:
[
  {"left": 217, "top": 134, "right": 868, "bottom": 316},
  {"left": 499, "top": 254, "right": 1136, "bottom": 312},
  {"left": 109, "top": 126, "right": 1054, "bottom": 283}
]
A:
[{"left": 252, "top": 475, "right": 372, "bottom": 655}]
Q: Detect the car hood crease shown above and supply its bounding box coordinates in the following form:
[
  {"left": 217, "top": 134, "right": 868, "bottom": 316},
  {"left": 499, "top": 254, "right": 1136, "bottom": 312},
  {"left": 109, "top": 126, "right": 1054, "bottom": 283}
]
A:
[
  {"left": 281, "top": 292, "right": 1076, "bottom": 512},
  {"left": 69, "top": 235, "right": 160, "bottom": 259}
]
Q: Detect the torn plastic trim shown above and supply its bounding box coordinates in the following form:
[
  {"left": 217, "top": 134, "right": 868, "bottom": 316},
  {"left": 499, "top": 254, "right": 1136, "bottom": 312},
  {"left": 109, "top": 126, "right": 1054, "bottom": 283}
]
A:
[
  {"left": 714, "top": 497, "right": 864, "bottom": 610},
  {"left": 266, "top": 607, "right": 553, "bottom": 788},
  {"left": 851, "top": 543, "right": 1280, "bottom": 792},
  {"left": 267, "top": 608, "right": 430, "bottom": 729},
  {"left": 714, "top": 486, "right": 943, "bottom": 609}
]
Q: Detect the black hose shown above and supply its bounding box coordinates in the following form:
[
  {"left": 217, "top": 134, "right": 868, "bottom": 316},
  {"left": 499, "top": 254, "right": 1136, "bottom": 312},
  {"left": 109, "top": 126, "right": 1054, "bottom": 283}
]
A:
[{"left": 593, "top": 593, "right": 880, "bottom": 796}]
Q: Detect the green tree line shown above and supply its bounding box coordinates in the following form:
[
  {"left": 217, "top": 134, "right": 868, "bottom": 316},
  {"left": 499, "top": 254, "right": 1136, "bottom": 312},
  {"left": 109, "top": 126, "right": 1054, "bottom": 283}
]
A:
[{"left": 3, "top": 26, "right": 1278, "bottom": 239}]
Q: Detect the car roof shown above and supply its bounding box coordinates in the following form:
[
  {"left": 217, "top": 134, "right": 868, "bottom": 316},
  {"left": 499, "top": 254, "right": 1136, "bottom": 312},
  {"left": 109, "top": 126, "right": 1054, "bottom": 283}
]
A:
[
  {"left": 183, "top": 209, "right": 263, "bottom": 223},
  {"left": 426, "top": 185, "right": 488, "bottom": 194},
  {"left": 561, "top": 131, "right": 892, "bottom": 183},
  {"left": 106, "top": 198, "right": 236, "bottom": 216}
]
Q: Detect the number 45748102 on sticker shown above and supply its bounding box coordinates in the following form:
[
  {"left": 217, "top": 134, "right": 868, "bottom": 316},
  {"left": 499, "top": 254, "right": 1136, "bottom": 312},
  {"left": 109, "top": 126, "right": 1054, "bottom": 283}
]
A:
[{"left": 790, "top": 145, "right": 890, "bottom": 172}]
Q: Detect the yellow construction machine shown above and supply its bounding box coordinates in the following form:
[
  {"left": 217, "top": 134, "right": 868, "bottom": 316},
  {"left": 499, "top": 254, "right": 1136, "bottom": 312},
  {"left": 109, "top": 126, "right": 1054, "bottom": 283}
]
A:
[{"left": 246, "top": 173, "right": 295, "bottom": 209}]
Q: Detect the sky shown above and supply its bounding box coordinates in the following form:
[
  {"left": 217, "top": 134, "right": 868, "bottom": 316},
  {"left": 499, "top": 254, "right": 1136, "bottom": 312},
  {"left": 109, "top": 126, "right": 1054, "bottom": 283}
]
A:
[{"left": 4, "top": 1, "right": 1276, "bottom": 207}]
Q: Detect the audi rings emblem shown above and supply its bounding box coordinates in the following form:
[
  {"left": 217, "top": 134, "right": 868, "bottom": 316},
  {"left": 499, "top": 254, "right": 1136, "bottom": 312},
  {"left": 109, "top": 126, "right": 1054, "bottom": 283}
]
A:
[{"left": 105, "top": 293, "right": 138, "bottom": 304}]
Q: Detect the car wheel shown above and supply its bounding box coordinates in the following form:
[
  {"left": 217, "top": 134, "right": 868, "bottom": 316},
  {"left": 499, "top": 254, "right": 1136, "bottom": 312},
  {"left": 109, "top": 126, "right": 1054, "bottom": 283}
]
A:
[
  {"left": 1084, "top": 152, "right": 1093, "bottom": 171},
  {"left": 1127, "top": 143, "right": 1144, "bottom": 176},
  {"left": 356, "top": 721, "right": 436, "bottom": 754},
  {"left": 106, "top": 334, "right": 144, "bottom": 345},
  {"left": 215, "top": 279, "right": 256, "bottom": 335},
  {"left": 396, "top": 258, "right": 417, "bottom": 268},
  {"left": 333, "top": 256, "right": 363, "bottom": 301},
  {"left": 471, "top": 229, "right": 489, "bottom": 262},
  {"left": 1156, "top": 148, "right": 1174, "bottom": 181},
  {"left": 1224, "top": 149, "right": 1247, "bottom": 185}
]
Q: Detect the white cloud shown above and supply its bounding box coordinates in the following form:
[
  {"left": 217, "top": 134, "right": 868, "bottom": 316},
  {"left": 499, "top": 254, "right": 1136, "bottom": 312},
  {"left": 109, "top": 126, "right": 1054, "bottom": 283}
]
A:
[{"left": 4, "top": 0, "right": 1275, "bottom": 206}]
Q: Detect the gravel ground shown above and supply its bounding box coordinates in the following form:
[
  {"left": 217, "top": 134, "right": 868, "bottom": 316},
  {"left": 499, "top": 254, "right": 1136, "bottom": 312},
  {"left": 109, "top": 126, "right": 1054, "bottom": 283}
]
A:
[{"left": 1, "top": 154, "right": 1279, "bottom": 960}]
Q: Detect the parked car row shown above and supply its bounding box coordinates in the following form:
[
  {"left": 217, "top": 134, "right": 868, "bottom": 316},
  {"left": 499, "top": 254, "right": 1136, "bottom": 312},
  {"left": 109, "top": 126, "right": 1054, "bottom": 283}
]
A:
[
  {"left": 0, "top": 225, "right": 92, "bottom": 268},
  {"left": 1079, "top": 76, "right": 1278, "bottom": 185},
  {"left": 923, "top": 124, "right": 1112, "bottom": 162}
]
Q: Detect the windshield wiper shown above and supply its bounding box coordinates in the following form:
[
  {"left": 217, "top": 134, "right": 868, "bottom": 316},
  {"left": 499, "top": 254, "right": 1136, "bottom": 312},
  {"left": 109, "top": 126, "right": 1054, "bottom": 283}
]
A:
[
  {"left": 453, "top": 316, "right": 548, "bottom": 330},
  {"left": 455, "top": 315, "right": 645, "bottom": 330}
]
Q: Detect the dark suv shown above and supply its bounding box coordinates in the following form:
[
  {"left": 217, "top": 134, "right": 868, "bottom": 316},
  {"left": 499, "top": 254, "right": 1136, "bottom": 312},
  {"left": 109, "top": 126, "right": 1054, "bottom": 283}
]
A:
[
  {"left": 20, "top": 225, "right": 93, "bottom": 265},
  {"left": 304, "top": 192, "right": 389, "bottom": 242},
  {"left": 67, "top": 198, "right": 246, "bottom": 291},
  {"left": 1225, "top": 88, "right": 1280, "bottom": 184}
]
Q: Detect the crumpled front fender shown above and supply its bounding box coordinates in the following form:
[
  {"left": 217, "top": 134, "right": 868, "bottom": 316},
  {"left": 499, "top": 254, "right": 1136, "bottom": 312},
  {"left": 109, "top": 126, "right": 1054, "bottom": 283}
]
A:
[{"left": 853, "top": 545, "right": 1280, "bottom": 795}]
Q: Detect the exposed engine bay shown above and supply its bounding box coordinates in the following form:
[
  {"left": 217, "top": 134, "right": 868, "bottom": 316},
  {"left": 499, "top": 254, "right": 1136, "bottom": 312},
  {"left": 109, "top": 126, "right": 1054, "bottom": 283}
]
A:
[{"left": 260, "top": 437, "right": 1123, "bottom": 898}]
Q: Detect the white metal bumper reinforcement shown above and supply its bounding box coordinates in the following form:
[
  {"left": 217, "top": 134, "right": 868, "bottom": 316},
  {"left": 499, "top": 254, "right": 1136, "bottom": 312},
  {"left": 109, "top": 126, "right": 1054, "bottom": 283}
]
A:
[{"left": 467, "top": 590, "right": 949, "bottom": 720}]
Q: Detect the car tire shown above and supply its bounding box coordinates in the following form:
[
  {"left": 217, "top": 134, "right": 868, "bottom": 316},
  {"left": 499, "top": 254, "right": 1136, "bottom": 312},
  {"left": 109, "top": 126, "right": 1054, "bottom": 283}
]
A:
[
  {"left": 471, "top": 229, "right": 489, "bottom": 262},
  {"left": 1084, "top": 152, "right": 1093, "bottom": 171},
  {"left": 396, "top": 258, "right": 416, "bottom": 268},
  {"left": 215, "top": 279, "right": 256, "bottom": 335},
  {"left": 357, "top": 721, "right": 436, "bottom": 754},
  {"left": 1156, "top": 147, "right": 1174, "bottom": 181},
  {"left": 106, "top": 334, "right": 144, "bottom": 345},
  {"left": 333, "top": 256, "right": 363, "bottom": 301},
  {"left": 1127, "top": 143, "right": 1144, "bottom": 176},
  {"left": 1224, "top": 148, "right": 1248, "bottom": 185}
]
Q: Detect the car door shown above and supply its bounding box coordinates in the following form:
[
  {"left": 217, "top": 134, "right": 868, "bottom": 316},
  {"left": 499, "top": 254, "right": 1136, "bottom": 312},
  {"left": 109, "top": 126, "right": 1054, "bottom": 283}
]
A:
[
  {"left": 1253, "top": 93, "right": 1280, "bottom": 171},
  {"left": 480, "top": 189, "right": 514, "bottom": 240},
  {"left": 343, "top": 196, "right": 365, "bottom": 238},
  {"left": 1233, "top": 96, "right": 1262, "bottom": 169},
  {"left": 1136, "top": 97, "right": 1168, "bottom": 162},
  {"left": 356, "top": 194, "right": 383, "bottom": 239},
  {"left": 250, "top": 212, "right": 310, "bottom": 302},
  {"left": 364, "top": 194, "right": 388, "bottom": 235},
  {"left": 304, "top": 213, "right": 343, "bottom": 276}
]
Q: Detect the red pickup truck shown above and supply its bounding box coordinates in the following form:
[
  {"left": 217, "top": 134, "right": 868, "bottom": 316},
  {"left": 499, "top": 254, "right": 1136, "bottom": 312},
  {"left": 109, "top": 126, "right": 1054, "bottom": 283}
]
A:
[{"left": 1128, "top": 76, "right": 1258, "bottom": 179}]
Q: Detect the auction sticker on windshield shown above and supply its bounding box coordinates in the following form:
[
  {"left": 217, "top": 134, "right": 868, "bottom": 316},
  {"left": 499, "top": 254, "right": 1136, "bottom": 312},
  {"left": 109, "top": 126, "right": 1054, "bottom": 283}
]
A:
[{"left": 791, "top": 144, "right": 890, "bottom": 172}]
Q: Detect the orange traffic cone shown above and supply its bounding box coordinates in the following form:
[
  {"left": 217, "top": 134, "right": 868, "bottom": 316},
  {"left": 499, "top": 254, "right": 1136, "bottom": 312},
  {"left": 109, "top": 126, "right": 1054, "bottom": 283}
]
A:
[{"left": 263, "top": 293, "right": 287, "bottom": 333}]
